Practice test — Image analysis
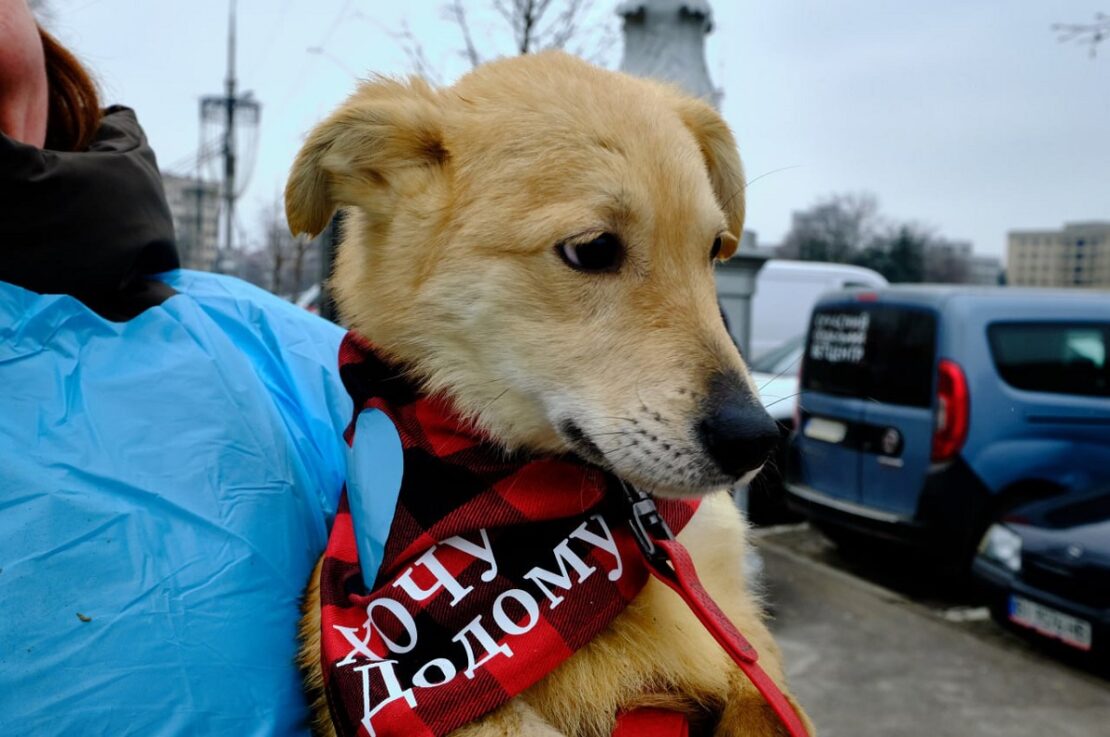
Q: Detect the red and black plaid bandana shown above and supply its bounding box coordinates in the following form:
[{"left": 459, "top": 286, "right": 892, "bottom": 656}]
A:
[{"left": 320, "top": 332, "right": 697, "bottom": 737}]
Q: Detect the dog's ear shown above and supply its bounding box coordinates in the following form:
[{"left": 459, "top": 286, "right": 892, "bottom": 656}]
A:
[
  {"left": 670, "top": 95, "right": 745, "bottom": 259},
  {"left": 285, "top": 77, "right": 447, "bottom": 237}
]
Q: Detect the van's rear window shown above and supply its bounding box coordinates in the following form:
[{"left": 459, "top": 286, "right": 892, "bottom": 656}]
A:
[
  {"left": 803, "top": 305, "right": 937, "bottom": 407},
  {"left": 988, "top": 323, "right": 1110, "bottom": 397}
]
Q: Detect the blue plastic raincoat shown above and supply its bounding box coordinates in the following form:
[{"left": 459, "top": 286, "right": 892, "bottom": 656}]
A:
[{"left": 0, "top": 269, "right": 354, "bottom": 735}]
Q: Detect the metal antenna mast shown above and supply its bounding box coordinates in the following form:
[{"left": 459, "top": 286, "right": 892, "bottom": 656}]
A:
[
  {"left": 201, "top": 0, "right": 260, "bottom": 272},
  {"left": 223, "top": 0, "right": 237, "bottom": 267}
]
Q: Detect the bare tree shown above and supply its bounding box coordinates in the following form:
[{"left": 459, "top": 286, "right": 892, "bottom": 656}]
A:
[
  {"left": 492, "top": 0, "right": 591, "bottom": 56},
  {"left": 443, "top": 0, "right": 484, "bottom": 68},
  {"left": 778, "top": 193, "right": 881, "bottom": 263},
  {"left": 289, "top": 232, "right": 312, "bottom": 297},
  {"left": 778, "top": 194, "right": 985, "bottom": 284},
  {"left": 262, "top": 203, "right": 289, "bottom": 296},
  {"left": 393, "top": 20, "right": 450, "bottom": 84},
  {"left": 250, "top": 199, "right": 320, "bottom": 298},
  {"left": 394, "top": 0, "right": 616, "bottom": 80},
  {"left": 922, "top": 238, "right": 971, "bottom": 284},
  {"left": 1053, "top": 12, "right": 1110, "bottom": 57}
]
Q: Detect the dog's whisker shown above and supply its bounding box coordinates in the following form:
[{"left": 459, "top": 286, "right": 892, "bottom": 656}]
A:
[
  {"left": 756, "top": 353, "right": 804, "bottom": 392},
  {"left": 475, "top": 386, "right": 512, "bottom": 418},
  {"left": 600, "top": 441, "right": 642, "bottom": 456},
  {"left": 588, "top": 430, "right": 635, "bottom": 438},
  {"left": 593, "top": 415, "right": 639, "bottom": 425},
  {"left": 601, "top": 434, "right": 653, "bottom": 455},
  {"left": 473, "top": 376, "right": 510, "bottom": 387},
  {"left": 720, "top": 165, "right": 802, "bottom": 214},
  {"left": 762, "top": 391, "right": 804, "bottom": 410},
  {"left": 588, "top": 421, "right": 637, "bottom": 431}
]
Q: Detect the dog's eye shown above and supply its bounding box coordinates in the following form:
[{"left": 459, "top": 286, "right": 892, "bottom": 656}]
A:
[
  {"left": 557, "top": 234, "right": 623, "bottom": 273},
  {"left": 710, "top": 236, "right": 724, "bottom": 261}
]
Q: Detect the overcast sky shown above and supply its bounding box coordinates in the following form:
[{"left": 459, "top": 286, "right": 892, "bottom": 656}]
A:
[{"left": 50, "top": 0, "right": 1109, "bottom": 259}]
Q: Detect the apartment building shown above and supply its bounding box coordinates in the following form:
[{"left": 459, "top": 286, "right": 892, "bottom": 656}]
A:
[
  {"left": 162, "top": 174, "right": 220, "bottom": 272},
  {"left": 1007, "top": 221, "right": 1110, "bottom": 288}
]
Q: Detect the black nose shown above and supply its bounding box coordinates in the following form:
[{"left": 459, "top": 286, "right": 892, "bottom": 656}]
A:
[{"left": 697, "top": 373, "right": 780, "bottom": 478}]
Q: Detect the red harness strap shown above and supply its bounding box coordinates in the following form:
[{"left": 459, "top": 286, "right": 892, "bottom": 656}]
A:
[
  {"left": 647, "top": 539, "right": 810, "bottom": 737},
  {"left": 621, "top": 483, "right": 811, "bottom": 737},
  {"left": 613, "top": 708, "right": 689, "bottom": 737}
]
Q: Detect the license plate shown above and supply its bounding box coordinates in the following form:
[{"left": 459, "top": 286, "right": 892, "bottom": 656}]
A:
[
  {"left": 803, "top": 417, "right": 847, "bottom": 444},
  {"left": 1009, "top": 595, "right": 1093, "bottom": 652}
]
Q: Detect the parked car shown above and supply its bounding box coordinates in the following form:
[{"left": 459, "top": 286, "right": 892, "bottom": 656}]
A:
[
  {"left": 784, "top": 286, "right": 1110, "bottom": 565},
  {"left": 745, "top": 260, "right": 888, "bottom": 359},
  {"left": 750, "top": 334, "right": 805, "bottom": 423},
  {"left": 747, "top": 335, "right": 805, "bottom": 524},
  {"left": 973, "top": 489, "right": 1109, "bottom": 664}
]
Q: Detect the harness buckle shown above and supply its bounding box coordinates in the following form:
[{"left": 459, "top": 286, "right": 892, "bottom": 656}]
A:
[{"left": 619, "top": 480, "right": 675, "bottom": 565}]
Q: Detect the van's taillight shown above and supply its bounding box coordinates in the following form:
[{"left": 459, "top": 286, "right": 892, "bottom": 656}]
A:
[
  {"left": 856, "top": 292, "right": 879, "bottom": 302},
  {"left": 932, "top": 359, "right": 969, "bottom": 462}
]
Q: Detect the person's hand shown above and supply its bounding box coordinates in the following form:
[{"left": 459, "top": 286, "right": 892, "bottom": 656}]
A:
[{"left": 0, "top": 0, "right": 48, "bottom": 147}]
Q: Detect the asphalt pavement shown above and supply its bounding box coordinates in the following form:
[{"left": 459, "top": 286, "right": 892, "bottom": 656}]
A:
[{"left": 754, "top": 527, "right": 1110, "bottom": 737}]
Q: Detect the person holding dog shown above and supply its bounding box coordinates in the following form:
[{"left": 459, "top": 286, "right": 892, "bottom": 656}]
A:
[{"left": 0, "top": 2, "right": 352, "bottom": 733}]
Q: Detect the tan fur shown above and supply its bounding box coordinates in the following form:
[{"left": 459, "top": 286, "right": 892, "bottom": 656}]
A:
[{"left": 288, "top": 51, "right": 812, "bottom": 736}]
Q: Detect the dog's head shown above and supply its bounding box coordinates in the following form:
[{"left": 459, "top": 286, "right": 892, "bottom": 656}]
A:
[{"left": 286, "top": 52, "right": 778, "bottom": 497}]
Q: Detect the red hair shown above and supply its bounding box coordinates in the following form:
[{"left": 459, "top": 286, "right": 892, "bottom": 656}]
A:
[{"left": 38, "top": 26, "right": 101, "bottom": 151}]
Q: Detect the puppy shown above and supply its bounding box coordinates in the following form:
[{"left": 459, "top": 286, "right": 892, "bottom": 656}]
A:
[{"left": 287, "top": 51, "right": 812, "bottom": 737}]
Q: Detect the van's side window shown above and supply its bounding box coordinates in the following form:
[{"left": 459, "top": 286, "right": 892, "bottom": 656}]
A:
[{"left": 988, "top": 323, "right": 1110, "bottom": 397}]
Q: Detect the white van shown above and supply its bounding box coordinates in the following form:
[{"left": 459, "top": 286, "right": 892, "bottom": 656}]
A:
[{"left": 749, "top": 260, "right": 888, "bottom": 358}]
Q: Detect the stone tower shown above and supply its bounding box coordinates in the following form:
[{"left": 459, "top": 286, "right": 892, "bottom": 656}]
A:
[{"left": 617, "top": 0, "right": 720, "bottom": 107}]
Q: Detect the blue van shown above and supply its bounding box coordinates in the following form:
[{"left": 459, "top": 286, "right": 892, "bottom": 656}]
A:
[{"left": 784, "top": 287, "right": 1110, "bottom": 563}]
